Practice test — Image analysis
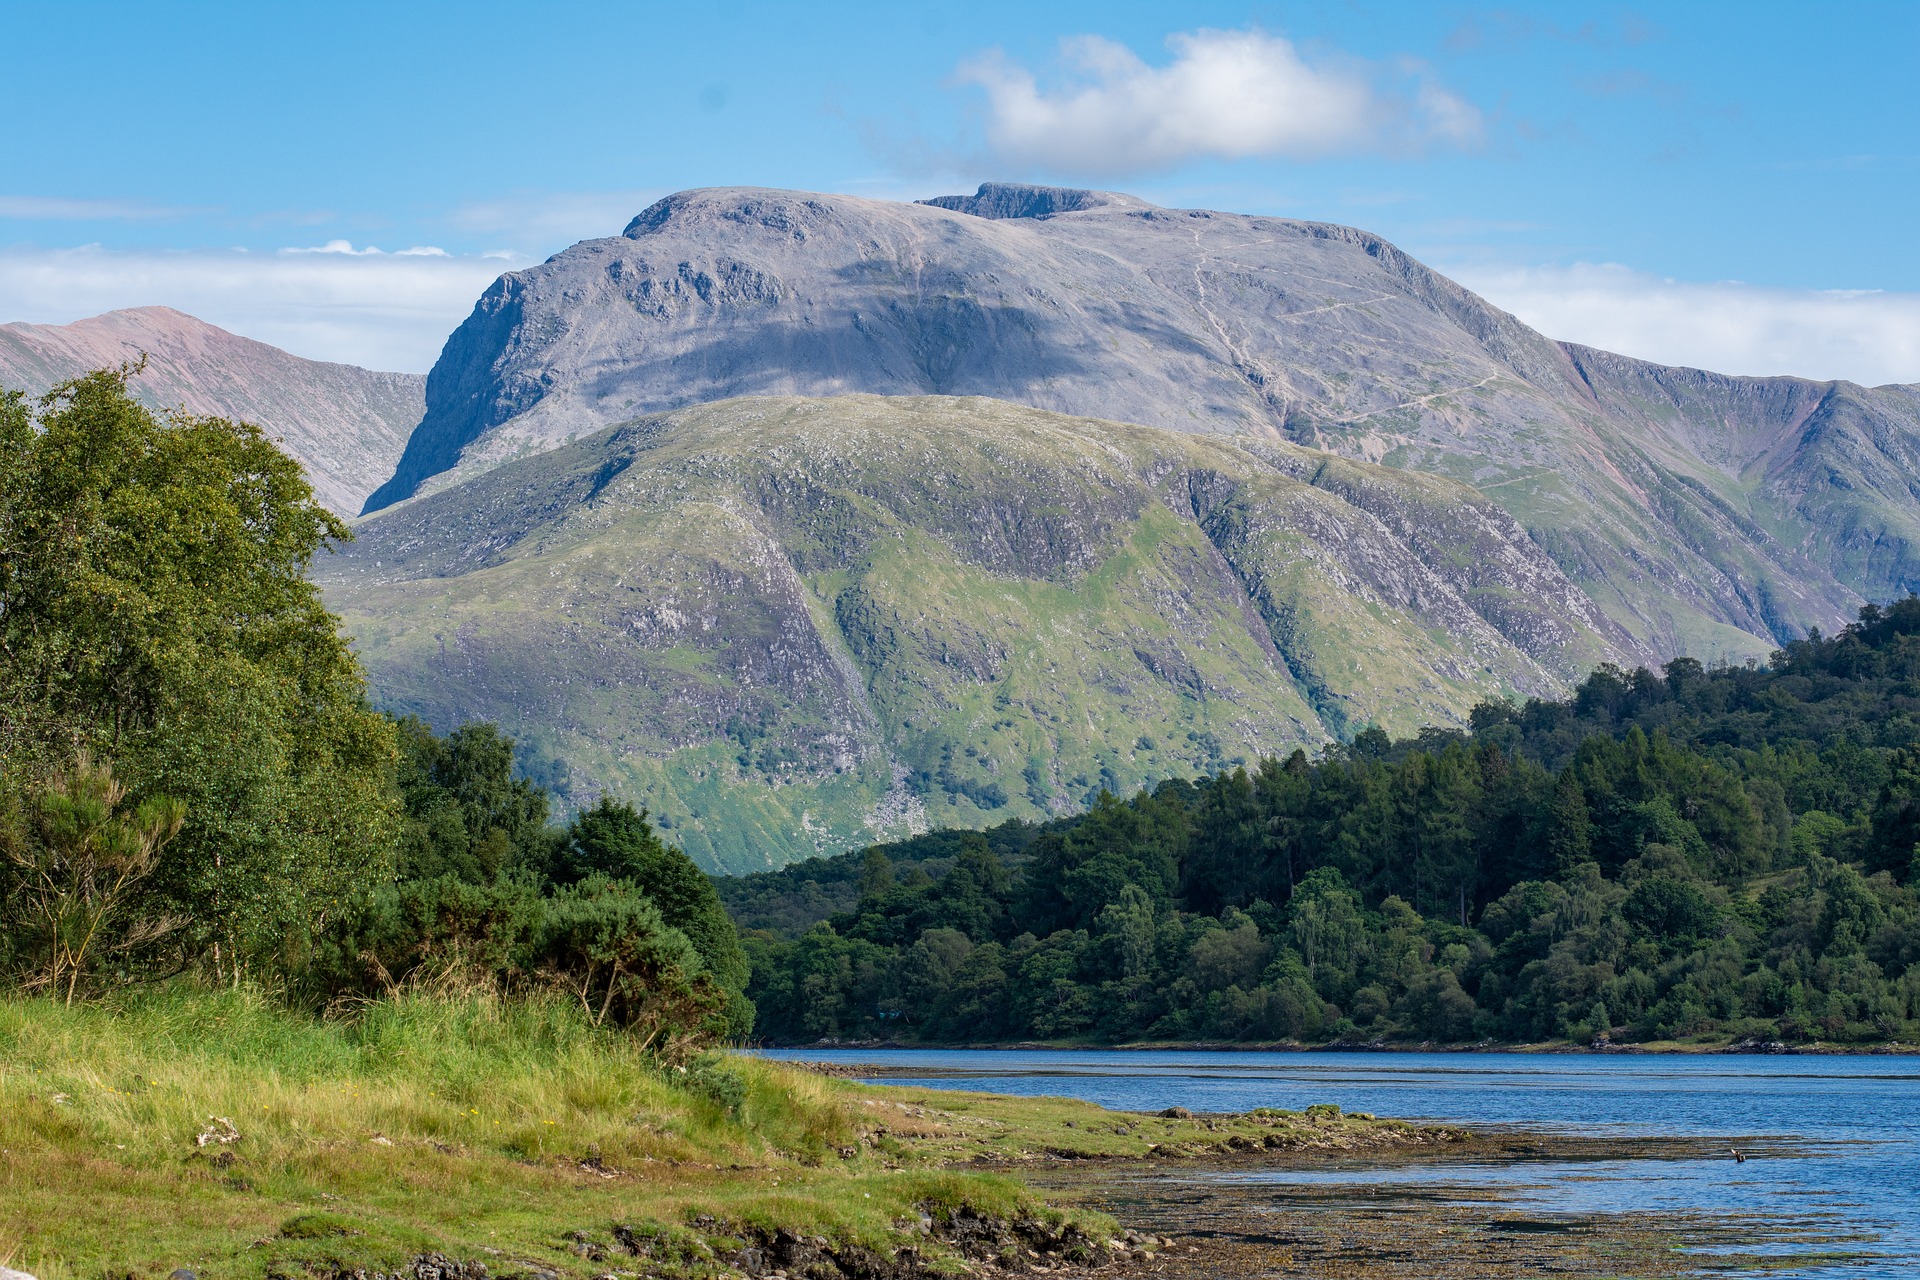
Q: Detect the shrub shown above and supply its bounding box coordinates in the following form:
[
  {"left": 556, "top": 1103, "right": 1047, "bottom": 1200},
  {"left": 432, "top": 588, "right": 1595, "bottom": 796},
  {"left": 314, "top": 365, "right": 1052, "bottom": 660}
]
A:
[
  {"left": 1, "top": 754, "right": 185, "bottom": 1002},
  {"left": 309, "top": 874, "right": 729, "bottom": 1059},
  {"left": 679, "top": 1052, "right": 750, "bottom": 1118}
]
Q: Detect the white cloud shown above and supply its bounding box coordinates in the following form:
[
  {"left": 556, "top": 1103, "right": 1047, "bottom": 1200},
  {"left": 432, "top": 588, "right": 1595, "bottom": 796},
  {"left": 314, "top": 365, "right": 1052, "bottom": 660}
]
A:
[
  {"left": 0, "top": 244, "right": 527, "bottom": 372},
  {"left": 0, "top": 195, "right": 204, "bottom": 220},
  {"left": 959, "top": 28, "right": 1482, "bottom": 176},
  {"left": 1450, "top": 261, "right": 1920, "bottom": 387}
]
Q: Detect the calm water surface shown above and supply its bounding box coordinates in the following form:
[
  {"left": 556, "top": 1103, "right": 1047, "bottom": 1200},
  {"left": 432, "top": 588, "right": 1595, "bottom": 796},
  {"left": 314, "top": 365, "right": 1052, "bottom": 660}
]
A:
[{"left": 754, "top": 1049, "right": 1920, "bottom": 1277}]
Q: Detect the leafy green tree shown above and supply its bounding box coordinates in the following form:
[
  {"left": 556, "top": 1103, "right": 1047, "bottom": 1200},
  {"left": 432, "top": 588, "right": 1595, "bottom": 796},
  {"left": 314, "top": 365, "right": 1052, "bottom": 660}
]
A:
[
  {"left": 1866, "top": 747, "right": 1920, "bottom": 879},
  {"left": 1287, "top": 868, "right": 1367, "bottom": 1002},
  {"left": 393, "top": 718, "right": 550, "bottom": 883},
  {"left": 0, "top": 369, "right": 399, "bottom": 972},
  {"left": 1095, "top": 884, "right": 1158, "bottom": 978},
  {"left": 1621, "top": 875, "right": 1718, "bottom": 945},
  {"left": 857, "top": 847, "right": 894, "bottom": 898}
]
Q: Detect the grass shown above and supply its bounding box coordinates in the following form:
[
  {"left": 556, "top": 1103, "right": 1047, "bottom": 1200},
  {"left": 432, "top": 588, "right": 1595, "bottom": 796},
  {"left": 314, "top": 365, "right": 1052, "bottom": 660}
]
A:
[
  {"left": 0, "top": 986, "right": 1081, "bottom": 1280},
  {"left": 836, "top": 1088, "right": 1460, "bottom": 1164},
  {"left": 0, "top": 986, "right": 1470, "bottom": 1279}
]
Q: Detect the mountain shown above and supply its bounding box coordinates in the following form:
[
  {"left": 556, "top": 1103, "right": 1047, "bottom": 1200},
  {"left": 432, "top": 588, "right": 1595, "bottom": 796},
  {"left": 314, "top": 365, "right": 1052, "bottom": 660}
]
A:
[
  {"left": 0, "top": 307, "right": 424, "bottom": 515},
  {"left": 362, "top": 183, "right": 1920, "bottom": 663},
  {"left": 317, "top": 394, "right": 1634, "bottom": 873}
]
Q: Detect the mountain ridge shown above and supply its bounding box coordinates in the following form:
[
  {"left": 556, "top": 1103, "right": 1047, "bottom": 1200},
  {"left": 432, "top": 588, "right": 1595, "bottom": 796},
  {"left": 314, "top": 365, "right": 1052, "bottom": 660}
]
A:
[
  {"left": 358, "top": 183, "right": 1919, "bottom": 666},
  {"left": 0, "top": 306, "right": 423, "bottom": 516}
]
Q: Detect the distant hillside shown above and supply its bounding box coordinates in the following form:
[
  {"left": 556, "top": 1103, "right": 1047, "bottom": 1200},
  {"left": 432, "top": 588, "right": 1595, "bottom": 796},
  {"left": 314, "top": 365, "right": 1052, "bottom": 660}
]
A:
[
  {"left": 318, "top": 394, "right": 1636, "bottom": 873},
  {"left": 361, "top": 183, "right": 1920, "bottom": 663},
  {"left": 0, "top": 307, "right": 423, "bottom": 515}
]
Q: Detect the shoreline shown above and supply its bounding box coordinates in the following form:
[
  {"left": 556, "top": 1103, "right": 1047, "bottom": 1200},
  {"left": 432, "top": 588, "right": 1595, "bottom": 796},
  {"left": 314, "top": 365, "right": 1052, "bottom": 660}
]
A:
[{"left": 756, "top": 1035, "right": 1920, "bottom": 1057}]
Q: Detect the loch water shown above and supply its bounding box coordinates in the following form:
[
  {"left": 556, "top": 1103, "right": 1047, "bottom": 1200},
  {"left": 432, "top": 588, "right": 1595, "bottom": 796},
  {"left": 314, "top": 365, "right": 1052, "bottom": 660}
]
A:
[{"left": 756, "top": 1049, "right": 1920, "bottom": 1278}]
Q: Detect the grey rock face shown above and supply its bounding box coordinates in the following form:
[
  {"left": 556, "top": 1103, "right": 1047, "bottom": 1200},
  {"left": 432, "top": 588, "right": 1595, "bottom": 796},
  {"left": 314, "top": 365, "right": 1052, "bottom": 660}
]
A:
[
  {"left": 362, "top": 182, "right": 1920, "bottom": 658},
  {"left": 918, "top": 181, "right": 1149, "bottom": 220},
  {"left": 0, "top": 307, "right": 423, "bottom": 516}
]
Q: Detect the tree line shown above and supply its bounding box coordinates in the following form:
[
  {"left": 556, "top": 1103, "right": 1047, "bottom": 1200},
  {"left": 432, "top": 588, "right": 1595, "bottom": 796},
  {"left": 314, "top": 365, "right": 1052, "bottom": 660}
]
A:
[
  {"left": 0, "top": 370, "right": 745, "bottom": 1055},
  {"left": 735, "top": 603, "right": 1920, "bottom": 1046}
]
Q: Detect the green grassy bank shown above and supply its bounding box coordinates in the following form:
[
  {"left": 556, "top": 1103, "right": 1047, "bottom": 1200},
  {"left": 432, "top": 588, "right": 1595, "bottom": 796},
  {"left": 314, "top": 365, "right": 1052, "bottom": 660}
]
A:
[{"left": 0, "top": 988, "right": 1444, "bottom": 1280}]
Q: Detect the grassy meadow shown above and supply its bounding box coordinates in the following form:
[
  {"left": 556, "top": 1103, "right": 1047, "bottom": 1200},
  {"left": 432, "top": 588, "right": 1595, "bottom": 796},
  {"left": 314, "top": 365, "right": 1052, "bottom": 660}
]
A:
[
  {"left": 0, "top": 986, "right": 1455, "bottom": 1280},
  {"left": 0, "top": 988, "right": 1050, "bottom": 1279}
]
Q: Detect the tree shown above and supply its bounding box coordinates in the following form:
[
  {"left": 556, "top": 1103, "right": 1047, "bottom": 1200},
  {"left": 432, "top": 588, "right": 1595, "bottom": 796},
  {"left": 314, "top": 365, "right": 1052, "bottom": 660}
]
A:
[
  {"left": 0, "top": 368, "right": 399, "bottom": 972},
  {"left": 1867, "top": 747, "right": 1920, "bottom": 880},
  {"left": 556, "top": 797, "right": 751, "bottom": 1032},
  {"left": 1545, "top": 770, "right": 1593, "bottom": 873},
  {"left": 1094, "top": 884, "right": 1158, "bottom": 978},
  {"left": 393, "top": 717, "right": 549, "bottom": 882},
  {"left": 857, "top": 847, "right": 895, "bottom": 899}
]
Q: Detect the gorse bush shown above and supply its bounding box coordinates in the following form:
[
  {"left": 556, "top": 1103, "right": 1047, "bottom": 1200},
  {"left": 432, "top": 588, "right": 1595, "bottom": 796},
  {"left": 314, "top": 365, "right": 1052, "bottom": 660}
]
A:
[
  {"left": 738, "top": 602, "right": 1920, "bottom": 1047},
  {"left": 679, "top": 1051, "right": 751, "bottom": 1118},
  {"left": 1, "top": 753, "right": 185, "bottom": 1002},
  {"left": 308, "top": 874, "right": 732, "bottom": 1059}
]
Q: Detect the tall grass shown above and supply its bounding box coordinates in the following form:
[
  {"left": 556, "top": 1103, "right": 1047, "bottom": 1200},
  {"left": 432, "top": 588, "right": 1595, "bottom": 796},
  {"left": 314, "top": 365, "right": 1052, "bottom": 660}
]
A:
[
  {"left": 0, "top": 982, "right": 860, "bottom": 1171},
  {"left": 0, "top": 983, "right": 1054, "bottom": 1279}
]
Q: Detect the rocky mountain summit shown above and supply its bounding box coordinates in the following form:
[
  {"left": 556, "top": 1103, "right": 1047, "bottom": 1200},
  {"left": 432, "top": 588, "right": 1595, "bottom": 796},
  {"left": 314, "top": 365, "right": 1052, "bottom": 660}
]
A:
[
  {"left": 319, "top": 394, "right": 1634, "bottom": 870},
  {"left": 0, "top": 307, "right": 423, "bottom": 515},
  {"left": 364, "top": 183, "right": 1920, "bottom": 663}
]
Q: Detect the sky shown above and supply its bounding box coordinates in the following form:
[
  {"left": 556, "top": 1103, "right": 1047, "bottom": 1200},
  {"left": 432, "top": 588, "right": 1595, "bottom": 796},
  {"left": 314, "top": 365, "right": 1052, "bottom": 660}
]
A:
[{"left": 3, "top": 0, "right": 1917, "bottom": 383}]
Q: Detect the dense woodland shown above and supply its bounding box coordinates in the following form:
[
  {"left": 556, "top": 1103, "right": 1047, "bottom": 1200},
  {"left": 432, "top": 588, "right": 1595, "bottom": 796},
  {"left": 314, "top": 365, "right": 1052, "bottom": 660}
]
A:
[
  {"left": 0, "top": 371, "right": 746, "bottom": 1055},
  {"left": 9, "top": 367, "right": 1920, "bottom": 1052},
  {"left": 734, "top": 609, "right": 1920, "bottom": 1046}
]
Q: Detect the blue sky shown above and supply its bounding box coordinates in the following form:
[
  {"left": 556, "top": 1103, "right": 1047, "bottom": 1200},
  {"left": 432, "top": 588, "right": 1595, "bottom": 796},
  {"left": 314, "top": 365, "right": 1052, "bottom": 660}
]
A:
[{"left": 3, "top": 1, "right": 1916, "bottom": 381}]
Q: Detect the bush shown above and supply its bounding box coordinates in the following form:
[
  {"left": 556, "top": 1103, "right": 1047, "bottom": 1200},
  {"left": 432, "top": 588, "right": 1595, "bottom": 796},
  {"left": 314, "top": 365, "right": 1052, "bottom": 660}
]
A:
[
  {"left": 309, "top": 874, "right": 730, "bottom": 1059},
  {"left": 1, "top": 754, "right": 185, "bottom": 1002},
  {"left": 679, "top": 1052, "right": 750, "bottom": 1118}
]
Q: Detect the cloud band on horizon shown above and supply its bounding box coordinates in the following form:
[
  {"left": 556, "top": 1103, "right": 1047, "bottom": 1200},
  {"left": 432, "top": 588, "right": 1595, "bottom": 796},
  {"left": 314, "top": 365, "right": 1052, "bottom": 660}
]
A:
[{"left": 1449, "top": 261, "right": 1920, "bottom": 389}]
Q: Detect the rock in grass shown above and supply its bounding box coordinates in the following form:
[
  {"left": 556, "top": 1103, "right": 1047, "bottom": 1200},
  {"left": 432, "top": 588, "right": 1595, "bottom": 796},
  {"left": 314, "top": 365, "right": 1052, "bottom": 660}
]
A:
[
  {"left": 410, "top": 1254, "right": 488, "bottom": 1280},
  {"left": 1, "top": 1267, "right": 39, "bottom": 1280},
  {"left": 1159, "top": 1106, "right": 1193, "bottom": 1119}
]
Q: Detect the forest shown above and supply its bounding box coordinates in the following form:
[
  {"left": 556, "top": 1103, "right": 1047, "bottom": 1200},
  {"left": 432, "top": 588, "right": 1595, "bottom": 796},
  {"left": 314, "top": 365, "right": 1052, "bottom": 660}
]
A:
[{"left": 731, "top": 607, "right": 1920, "bottom": 1046}]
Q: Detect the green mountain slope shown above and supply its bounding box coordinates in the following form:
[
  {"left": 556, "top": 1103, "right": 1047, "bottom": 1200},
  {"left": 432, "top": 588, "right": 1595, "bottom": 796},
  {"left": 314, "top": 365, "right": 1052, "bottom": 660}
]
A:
[{"left": 319, "top": 395, "right": 1633, "bottom": 872}]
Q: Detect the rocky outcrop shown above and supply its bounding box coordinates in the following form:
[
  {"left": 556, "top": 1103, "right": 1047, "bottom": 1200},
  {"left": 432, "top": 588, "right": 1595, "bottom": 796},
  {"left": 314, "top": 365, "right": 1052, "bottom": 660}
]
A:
[
  {"left": 0, "top": 307, "right": 423, "bottom": 516},
  {"left": 359, "top": 183, "right": 1920, "bottom": 659}
]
